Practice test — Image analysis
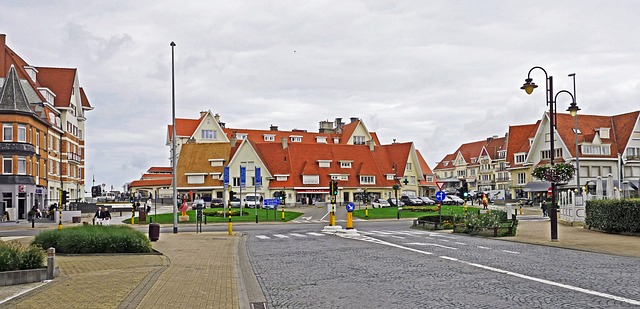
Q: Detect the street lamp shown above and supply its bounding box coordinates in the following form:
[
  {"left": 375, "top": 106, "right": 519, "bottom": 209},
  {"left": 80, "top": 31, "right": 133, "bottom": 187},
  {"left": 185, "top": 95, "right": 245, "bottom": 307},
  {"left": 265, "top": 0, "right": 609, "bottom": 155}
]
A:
[
  {"left": 171, "top": 41, "right": 178, "bottom": 234},
  {"left": 521, "top": 66, "right": 576, "bottom": 242},
  {"left": 566, "top": 73, "right": 581, "bottom": 196}
]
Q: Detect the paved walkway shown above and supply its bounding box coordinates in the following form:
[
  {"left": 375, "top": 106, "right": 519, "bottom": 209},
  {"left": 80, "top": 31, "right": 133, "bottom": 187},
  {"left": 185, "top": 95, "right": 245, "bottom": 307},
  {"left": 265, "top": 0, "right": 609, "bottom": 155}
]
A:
[{"left": 0, "top": 206, "right": 639, "bottom": 308}]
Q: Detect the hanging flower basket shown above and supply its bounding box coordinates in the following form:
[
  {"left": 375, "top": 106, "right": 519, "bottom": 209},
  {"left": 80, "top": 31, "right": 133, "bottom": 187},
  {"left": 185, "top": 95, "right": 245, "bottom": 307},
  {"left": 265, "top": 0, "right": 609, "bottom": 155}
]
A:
[{"left": 531, "top": 163, "right": 575, "bottom": 183}]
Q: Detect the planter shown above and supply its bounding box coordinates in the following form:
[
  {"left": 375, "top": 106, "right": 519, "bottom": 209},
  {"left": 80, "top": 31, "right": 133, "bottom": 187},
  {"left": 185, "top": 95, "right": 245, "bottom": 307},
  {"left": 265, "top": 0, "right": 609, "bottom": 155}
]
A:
[{"left": 0, "top": 267, "right": 59, "bottom": 286}]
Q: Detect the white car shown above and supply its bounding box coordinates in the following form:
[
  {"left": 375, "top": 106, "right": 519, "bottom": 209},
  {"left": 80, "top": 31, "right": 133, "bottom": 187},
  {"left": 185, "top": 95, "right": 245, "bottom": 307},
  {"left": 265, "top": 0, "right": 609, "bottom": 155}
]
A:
[
  {"left": 371, "top": 198, "right": 391, "bottom": 208},
  {"left": 449, "top": 196, "right": 465, "bottom": 205},
  {"left": 387, "top": 198, "right": 404, "bottom": 207}
]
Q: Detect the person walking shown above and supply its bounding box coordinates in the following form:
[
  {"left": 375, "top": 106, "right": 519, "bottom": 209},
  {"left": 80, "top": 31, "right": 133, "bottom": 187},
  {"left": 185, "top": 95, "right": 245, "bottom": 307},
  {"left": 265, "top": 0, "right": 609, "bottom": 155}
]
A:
[
  {"left": 481, "top": 194, "right": 489, "bottom": 210},
  {"left": 94, "top": 207, "right": 103, "bottom": 225},
  {"left": 103, "top": 207, "right": 111, "bottom": 225},
  {"left": 541, "top": 200, "right": 548, "bottom": 217}
]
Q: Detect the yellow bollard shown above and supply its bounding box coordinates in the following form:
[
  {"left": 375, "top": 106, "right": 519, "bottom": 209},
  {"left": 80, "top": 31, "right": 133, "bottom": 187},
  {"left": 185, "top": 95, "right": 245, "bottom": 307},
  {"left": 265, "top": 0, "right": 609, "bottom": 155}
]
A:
[
  {"left": 281, "top": 206, "right": 285, "bottom": 220},
  {"left": 228, "top": 218, "right": 232, "bottom": 235},
  {"left": 519, "top": 205, "right": 523, "bottom": 215},
  {"left": 330, "top": 211, "right": 335, "bottom": 226},
  {"left": 346, "top": 212, "right": 353, "bottom": 229},
  {"left": 365, "top": 206, "right": 368, "bottom": 218}
]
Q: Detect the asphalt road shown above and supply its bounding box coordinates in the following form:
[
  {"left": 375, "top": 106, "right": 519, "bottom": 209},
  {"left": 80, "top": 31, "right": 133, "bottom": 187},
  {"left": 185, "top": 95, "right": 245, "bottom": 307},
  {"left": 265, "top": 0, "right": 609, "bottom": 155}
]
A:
[{"left": 245, "top": 220, "right": 640, "bottom": 308}]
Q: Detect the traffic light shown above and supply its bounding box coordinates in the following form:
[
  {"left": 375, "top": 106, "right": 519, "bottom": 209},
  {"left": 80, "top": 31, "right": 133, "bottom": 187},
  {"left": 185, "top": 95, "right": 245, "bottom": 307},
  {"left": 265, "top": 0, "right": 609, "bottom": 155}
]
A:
[
  {"left": 280, "top": 191, "right": 286, "bottom": 200},
  {"left": 274, "top": 191, "right": 281, "bottom": 199},
  {"left": 330, "top": 181, "right": 338, "bottom": 196},
  {"left": 61, "top": 190, "right": 69, "bottom": 205},
  {"left": 229, "top": 190, "right": 236, "bottom": 200}
]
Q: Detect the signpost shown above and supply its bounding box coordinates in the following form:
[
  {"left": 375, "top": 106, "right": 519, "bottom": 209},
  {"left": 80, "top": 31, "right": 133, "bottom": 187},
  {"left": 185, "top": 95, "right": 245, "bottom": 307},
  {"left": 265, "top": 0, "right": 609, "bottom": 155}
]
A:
[{"left": 264, "top": 198, "right": 279, "bottom": 220}]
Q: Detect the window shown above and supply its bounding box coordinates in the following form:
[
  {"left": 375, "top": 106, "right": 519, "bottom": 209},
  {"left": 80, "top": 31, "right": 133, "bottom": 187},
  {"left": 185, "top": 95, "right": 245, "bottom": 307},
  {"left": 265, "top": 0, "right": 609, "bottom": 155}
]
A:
[
  {"left": 582, "top": 145, "right": 610, "bottom": 155},
  {"left": 302, "top": 175, "right": 320, "bottom": 184},
  {"left": 187, "top": 175, "right": 205, "bottom": 184},
  {"left": 340, "top": 161, "right": 352, "bottom": 168},
  {"left": 545, "top": 133, "right": 556, "bottom": 142},
  {"left": 471, "top": 157, "right": 477, "bottom": 164},
  {"left": 17, "top": 157, "right": 26, "bottom": 174},
  {"left": 540, "top": 148, "right": 563, "bottom": 160},
  {"left": 276, "top": 175, "right": 288, "bottom": 181},
  {"left": 36, "top": 161, "right": 39, "bottom": 179},
  {"left": 236, "top": 133, "right": 247, "bottom": 140},
  {"left": 201, "top": 129, "right": 216, "bottom": 140},
  {"left": 318, "top": 160, "right": 331, "bottom": 168},
  {"left": 602, "top": 166, "right": 612, "bottom": 176},
  {"left": 232, "top": 177, "right": 240, "bottom": 186},
  {"left": 426, "top": 176, "right": 433, "bottom": 182},
  {"left": 457, "top": 170, "right": 466, "bottom": 177},
  {"left": 263, "top": 134, "right": 275, "bottom": 142},
  {"left": 406, "top": 163, "right": 412, "bottom": 171},
  {"left": 591, "top": 166, "right": 601, "bottom": 177},
  {"left": 3, "top": 124, "right": 12, "bottom": 141},
  {"left": 359, "top": 175, "right": 375, "bottom": 184},
  {"left": 386, "top": 174, "right": 395, "bottom": 180},
  {"left": 290, "top": 136, "right": 302, "bottom": 142},
  {"left": 316, "top": 136, "right": 327, "bottom": 143},
  {"left": 498, "top": 150, "right": 507, "bottom": 159},
  {"left": 3, "top": 158, "right": 12, "bottom": 174},
  {"left": 515, "top": 153, "right": 526, "bottom": 164},
  {"left": 36, "top": 131, "right": 40, "bottom": 151},
  {"left": 353, "top": 136, "right": 365, "bottom": 145},
  {"left": 17, "top": 125, "right": 26, "bottom": 142},
  {"left": 599, "top": 128, "right": 610, "bottom": 139},
  {"left": 627, "top": 147, "right": 640, "bottom": 160}
]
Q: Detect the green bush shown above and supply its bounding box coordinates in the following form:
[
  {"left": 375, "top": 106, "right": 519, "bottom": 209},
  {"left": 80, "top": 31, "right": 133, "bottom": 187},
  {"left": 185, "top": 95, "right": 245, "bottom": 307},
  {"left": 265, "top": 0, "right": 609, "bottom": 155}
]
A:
[
  {"left": 402, "top": 206, "right": 439, "bottom": 212},
  {"left": 203, "top": 209, "right": 249, "bottom": 217},
  {"left": 32, "top": 225, "right": 153, "bottom": 254},
  {"left": 0, "top": 241, "right": 45, "bottom": 271},
  {"left": 453, "top": 210, "right": 517, "bottom": 236},
  {"left": 586, "top": 199, "right": 640, "bottom": 233}
]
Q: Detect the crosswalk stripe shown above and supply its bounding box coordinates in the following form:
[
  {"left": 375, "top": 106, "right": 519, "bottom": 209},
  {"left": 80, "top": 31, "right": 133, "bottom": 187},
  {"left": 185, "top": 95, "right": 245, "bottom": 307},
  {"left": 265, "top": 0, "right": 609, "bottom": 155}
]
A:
[
  {"left": 306, "top": 232, "right": 325, "bottom": 236},
  {"left": 289, "top": 233, "right": 307, "bottom": 237},
  {"left": 255, "top": 235, "right": 271, "bottom": 240},
  {"left": 273, "top": 234, "right": 289, "bottom": 238}
]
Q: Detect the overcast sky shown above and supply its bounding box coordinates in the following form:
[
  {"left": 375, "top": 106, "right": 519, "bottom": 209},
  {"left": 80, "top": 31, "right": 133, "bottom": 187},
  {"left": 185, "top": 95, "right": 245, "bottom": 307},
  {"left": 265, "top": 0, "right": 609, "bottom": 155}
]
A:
[{"left": 2, "top": 1, "right": 639, "bottom": 191}]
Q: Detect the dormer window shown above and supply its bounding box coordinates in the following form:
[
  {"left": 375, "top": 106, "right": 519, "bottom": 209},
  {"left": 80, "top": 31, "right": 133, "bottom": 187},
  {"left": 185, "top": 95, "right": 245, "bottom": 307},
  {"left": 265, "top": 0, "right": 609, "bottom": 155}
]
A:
[
  {"left": 24, "top": 66, "right": 38, "bottom": 82},
  {"left": 275, "top": 174, "right": 289, "bottom": 181},
  {"left": 316, "top": 136, "right": 327, "bottom": 143},
  {"left": 599, "top": 128, "right": 610, "bottom": 139},
  {"left": 340, "top": 161, "right": 352, "bottom": 168},
  {"left": 236, "top": 133, "right": 248, "bottom": 140},
  {"left": 514, "top": 153, "right": 526, "bottom": 164},
  {"left": 359, "top": 175, "right": 375, "bottom": 184},
  {"left": 471, "top": 157, "right": 477, "bottom": 164},
  {"left": 353, "top": 136, "right": 365, "bottom": 145},
  {"left": 333, "top": 137, "right": 340, "bottom": 144},
  {"left": 263, "top": 134, "right": 275, "bottom": 141},
  {"left": 386, "top": 174, "right": 395, "bottom": 180},
  {"left": 208, "top": 158, "right": 225, "bottom": 167},
  {"left": 290, "top": 135, "right": 302, "bottom": 142},
  {"left": 318, "top": 160, "right": 331, "bottom": 168},
  {"left": 443, "top": 161, "right": 449, "bottom": 167}
]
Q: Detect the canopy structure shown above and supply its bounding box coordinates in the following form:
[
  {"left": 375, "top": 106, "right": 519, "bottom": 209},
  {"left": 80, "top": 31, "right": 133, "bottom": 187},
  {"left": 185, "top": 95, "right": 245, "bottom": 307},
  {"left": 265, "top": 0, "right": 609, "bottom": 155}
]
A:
[{"left": 523, "top": 181, "right": 551, "bottom": 192}]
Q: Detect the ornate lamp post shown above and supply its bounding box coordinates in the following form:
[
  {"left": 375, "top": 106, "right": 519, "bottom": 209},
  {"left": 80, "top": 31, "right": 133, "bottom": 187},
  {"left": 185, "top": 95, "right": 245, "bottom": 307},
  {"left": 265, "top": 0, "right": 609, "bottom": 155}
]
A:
[{"left": 521, "top": 66, "right": 576, "bottom": 241}]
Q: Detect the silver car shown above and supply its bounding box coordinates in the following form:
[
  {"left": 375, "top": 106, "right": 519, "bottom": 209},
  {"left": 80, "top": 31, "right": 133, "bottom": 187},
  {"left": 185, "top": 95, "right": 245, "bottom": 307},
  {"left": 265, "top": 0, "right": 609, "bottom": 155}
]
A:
[
  {"left": 371, "top": 198, "right": 391, "bottom": 208},
  {"left": 419, "top": 196, "right": 436, "bottom": 205}
]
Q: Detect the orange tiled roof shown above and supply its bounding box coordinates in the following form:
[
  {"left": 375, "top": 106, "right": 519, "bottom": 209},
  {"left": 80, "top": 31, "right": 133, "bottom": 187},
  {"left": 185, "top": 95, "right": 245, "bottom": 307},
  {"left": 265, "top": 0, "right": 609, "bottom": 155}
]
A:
[
  {"left": 176, "top": 142, "right": 230, "bottom": 188},
  {"left": 141, "top": 173, "right": 172, "bottom": 180},
  {"left": 416, "top": 150, "right": 436, "bottom": 186},
  {"left": 506, "top": 122, "right": 539, "bottom": 167},
  {"left": 433, "top": 136, "right": 506, "bottom": 172},
  {"left": 130, "top": 178, "right": 172, "bottom": 188},
  {"left": 35, "top": 67, "right": 77, "bottom": 108},
  {"left": 148, "top": 166, "right": 173, "bottom": 173},
  {"left": 79, "top": 87, "right": 92, "bottom": 109}
]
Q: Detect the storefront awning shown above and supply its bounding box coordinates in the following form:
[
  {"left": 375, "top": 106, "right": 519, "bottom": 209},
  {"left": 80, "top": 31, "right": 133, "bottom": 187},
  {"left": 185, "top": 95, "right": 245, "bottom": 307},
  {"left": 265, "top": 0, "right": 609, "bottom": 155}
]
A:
[
  {"left": 296, "top": 189, "right": 329, "bottom": 193},
  {"left": 523, "top": 181, "right": 551, "bottom": 192}
]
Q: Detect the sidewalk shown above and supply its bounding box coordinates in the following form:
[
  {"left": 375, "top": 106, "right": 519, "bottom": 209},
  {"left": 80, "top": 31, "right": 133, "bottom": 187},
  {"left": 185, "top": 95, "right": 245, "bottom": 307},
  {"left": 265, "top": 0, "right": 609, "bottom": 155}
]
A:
[{"left": 1, "top": 209, "right": 638, "bottom": 308}]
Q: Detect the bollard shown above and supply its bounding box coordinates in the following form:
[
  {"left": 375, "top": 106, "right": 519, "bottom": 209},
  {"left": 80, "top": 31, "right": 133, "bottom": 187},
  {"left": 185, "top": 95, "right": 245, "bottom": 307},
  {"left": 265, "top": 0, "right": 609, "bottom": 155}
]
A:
[
  {"left": 228, "top": 217, "right": 232, "bottom": 235},
  {"left": 346, "top": 212, "right": 353, "bottom": 229},
  {"left": 365, "top": 205, "right": 368, "bottom": 218},
  {"left": 281, "top": 207, "right": 285, "bottom": 220},
  {"left": 330, "top": 211, "right": 335, "bottom": 226},
  {"left": 47, "top": 247, "right": 56, "bottom": 280}
]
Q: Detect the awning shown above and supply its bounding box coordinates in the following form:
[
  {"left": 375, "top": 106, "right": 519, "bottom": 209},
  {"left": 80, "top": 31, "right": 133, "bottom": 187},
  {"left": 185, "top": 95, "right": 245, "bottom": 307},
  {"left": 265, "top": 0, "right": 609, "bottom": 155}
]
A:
[
  {"left": 523, "top": 181, "right": 551, "bottom": 192},
  {"left": 623, "top": 180, "right": 638, "bottom": 190},
  {"left": 296, "top": 189, "right": 328, "bottom": 193}
]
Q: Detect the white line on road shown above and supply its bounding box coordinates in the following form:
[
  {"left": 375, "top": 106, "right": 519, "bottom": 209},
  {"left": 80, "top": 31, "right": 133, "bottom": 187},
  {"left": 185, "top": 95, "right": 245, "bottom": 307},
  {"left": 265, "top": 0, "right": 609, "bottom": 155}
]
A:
[
  {"left": 501, "top": 250, "right": 520, "bottom": 254},
  {"left": 289, "top": 233, "right": 307, "bottom": 237},
  {"left": 404, "top": 242, "right": 458, "bottom": 250},
  {"left": 477, "top": 246, "right": 491, "bottom": 250},
  {"left": 255, "top": 235, "right": 271, "bottom": 240},
  {"left": 306, "top": 232, "right": 325, "bottom": 236},
  {"left": 356, "top": 236, "right": 640, "bottom": 306},
  {"left": 273, "top": 234, "right": 289, "bottom": 238},
  {"left": 454, "top": 242, "right": 466, "bottom": 245}
]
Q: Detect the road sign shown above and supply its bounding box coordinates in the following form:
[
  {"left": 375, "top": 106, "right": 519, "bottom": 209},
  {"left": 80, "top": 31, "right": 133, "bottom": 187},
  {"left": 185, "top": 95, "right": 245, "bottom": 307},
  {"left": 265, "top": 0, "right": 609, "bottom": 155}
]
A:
[
  {"left": 255, "top": 167, "right": 262, "bottom": 188},
  {"left": 436, "top": 182, "right": 445, "bottom": 190},
  {"left": 346, "top": 202, "right": 355, "bottom": 212},
  {"left": 264, "top": 198, "right": 280, "bottom": 207},
  {"left": 223, "top": 166, "right": 229, "bottom": 186},
  {"left": 435, "top": 190, "right": 447, "bottom": 202},
  {"left": 240, "top": 166, "right": 246, "bottom": 188}
]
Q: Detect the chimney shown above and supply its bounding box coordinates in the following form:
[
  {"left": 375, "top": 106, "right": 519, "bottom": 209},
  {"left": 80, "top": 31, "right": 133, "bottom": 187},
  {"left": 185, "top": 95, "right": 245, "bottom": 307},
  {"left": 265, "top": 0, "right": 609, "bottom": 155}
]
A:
[
  {"left": 0, "top": 34, "right": 5, "bottom": 76},
  {"left": 350, "top": 117, "right": 359, "bottom": 123},
  {"left": 230, "top": 131, "right": 237, "bottom": 147},
  {"left": 368, "top": 140, "right": 375, "bottom": 151},
  {"left": 281, "top": 137, "right": 288, "bottom": 149},
  {"left": 214, "top": 113, "right": 220, "bottom": 123},
  {"left": 199, "top": 111, "right": 207, "bottom": 118},
  {"left": 335, "top": 118, "right": 343, "bottom": 128},
  {"left": 270, "top": 124, "right": 278, "bottom": 131}
]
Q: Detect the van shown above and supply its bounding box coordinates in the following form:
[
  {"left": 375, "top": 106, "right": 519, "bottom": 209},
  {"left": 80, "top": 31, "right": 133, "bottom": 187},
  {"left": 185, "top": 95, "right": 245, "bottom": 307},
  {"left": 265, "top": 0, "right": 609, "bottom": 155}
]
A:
[{"left": 243, "top": 194, "right": 263, "bottom": 208}]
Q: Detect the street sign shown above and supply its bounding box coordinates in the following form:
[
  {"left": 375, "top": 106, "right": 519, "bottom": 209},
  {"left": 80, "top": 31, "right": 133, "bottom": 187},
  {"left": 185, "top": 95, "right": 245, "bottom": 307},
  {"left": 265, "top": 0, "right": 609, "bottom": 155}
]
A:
[
  {"left": 240, "top": 166, "right": 246, "bottom": 188},
  {"left": 548, "top": 187, "right": 553, "bottom": 196},
  {"left": 346, "top": 202, "right": 355, "bottom": 212},
  {"left": 255, "top": 167, "right": 262, "bottom": 188},
  {"left": 436, "top": 182, "right": 445, "bottom": 190},
  {"left": 223, "top": 166, "right": 229, "bottom": 187},
  {"left": 435, "top": 190, "right": 447, "bottom": 202},
  {"left": 264, "top": 198, "right": 280, "bottom": 207}
]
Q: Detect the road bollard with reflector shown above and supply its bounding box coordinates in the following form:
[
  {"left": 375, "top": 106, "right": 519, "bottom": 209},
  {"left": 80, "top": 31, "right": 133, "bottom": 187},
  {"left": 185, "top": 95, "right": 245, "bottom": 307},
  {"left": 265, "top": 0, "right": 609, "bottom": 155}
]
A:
[
  {"left": 228, "top": 217, "right": 232, "bottom": 235},
  {"left": 281, "top": 206, "right": 285, "bottom": 220}
]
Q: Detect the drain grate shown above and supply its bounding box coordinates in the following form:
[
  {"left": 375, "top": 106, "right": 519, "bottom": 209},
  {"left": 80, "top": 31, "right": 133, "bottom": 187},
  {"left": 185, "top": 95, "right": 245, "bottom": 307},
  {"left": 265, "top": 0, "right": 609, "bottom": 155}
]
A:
[{"left": 250, "top": 302, "right": 267, "bottom": 309}]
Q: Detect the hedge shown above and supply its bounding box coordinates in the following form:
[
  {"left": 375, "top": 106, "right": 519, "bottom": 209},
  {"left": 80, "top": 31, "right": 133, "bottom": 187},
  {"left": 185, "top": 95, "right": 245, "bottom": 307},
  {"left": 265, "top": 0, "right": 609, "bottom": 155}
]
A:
[
  {"left": 0, "top": 241, "right": 45, "bottom": 271},
  {"left": 585, "top": 199, "right": 640, "bottom": 233},
  {"left": 32, "top": 225, "right": 153, "bottom": 254}
]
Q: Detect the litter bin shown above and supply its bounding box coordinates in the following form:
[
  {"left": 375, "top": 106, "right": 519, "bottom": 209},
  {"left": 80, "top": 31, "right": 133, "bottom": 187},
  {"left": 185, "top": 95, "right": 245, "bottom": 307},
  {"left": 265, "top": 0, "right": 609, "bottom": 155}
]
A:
[
  {"left": 149, "top": 223, "right": 160, "bottom": 241},
  {"left": 138, "top": 210, "right": 146, "bottom": 224},
  {"left": 72, "top": 216, "right": 81, "bottom": 223}
]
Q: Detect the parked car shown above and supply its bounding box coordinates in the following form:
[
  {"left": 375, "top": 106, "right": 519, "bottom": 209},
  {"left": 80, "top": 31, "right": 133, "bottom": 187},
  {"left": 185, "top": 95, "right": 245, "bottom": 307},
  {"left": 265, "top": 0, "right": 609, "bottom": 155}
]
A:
[
  {"left": 400, "top": 195, "right": 424, "bottom": 206},
  {"left": 419, "top": 196, "right": 436, "bottom": 205},
  {"left": 243, "top": 194, "right": 263, "bottom": 208},
  {"left": 449, "top": 196, "right": 465, "bottom": 205},
  {"left": 229, "top": 197, "right": 241, "bottom": 208},
  {"left": 433, "top": 195, "right": 454, "bottom": 205},
  {"left": 191, "top": 199, "right": 206, "bottom": 210},
  {"left": 371, "top": 198, "right": 391, "bottom": 208},
  {"left": 210, "top": 198, "right": 224, "bottom": 208},
  {"left": 387, "top": 198, "right": 404, "bottom": 207}
]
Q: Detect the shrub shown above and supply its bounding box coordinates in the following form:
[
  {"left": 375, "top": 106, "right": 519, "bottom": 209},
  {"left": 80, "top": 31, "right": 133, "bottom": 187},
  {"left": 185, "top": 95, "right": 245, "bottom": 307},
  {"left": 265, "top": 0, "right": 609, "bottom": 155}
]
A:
[
  {"left": 402, "top": 206, "right": 439, "bottom": 212},
  {"left": 0, "top": 240, "right": 45, "bottom": 271},
  {"left": 203, "top": 209, "right": 249, "bottom": 217},
  {"left": 586, "top": 199, "right": 640, "bottom": 233},
  {"left": 32, "top": 225, "right": 153, "bottom": 254},
  {"left": 453, "top": 210, "right": 517, "bottom": 236}
]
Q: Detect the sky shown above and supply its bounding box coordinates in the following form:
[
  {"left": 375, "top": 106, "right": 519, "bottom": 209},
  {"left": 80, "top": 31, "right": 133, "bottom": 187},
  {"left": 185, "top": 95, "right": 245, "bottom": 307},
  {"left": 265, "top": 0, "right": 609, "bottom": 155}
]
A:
[{"left": 1, "top": 1, "right": 639, "bottom": 191}]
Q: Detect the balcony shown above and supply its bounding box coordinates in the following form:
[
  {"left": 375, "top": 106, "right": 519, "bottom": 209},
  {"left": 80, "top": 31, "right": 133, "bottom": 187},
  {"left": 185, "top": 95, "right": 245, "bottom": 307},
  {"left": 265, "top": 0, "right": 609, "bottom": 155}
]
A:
[
  {"left": 626, "top": 155, "right": 640, "bottom": 161},
  {"left": 67, "top": 152, "right": 82, "bottom": 163}
]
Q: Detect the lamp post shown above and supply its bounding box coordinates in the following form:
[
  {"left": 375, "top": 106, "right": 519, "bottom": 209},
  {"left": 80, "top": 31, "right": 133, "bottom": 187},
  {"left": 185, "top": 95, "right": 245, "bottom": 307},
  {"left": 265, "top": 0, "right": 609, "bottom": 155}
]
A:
[
  {"left": 521, "top": 66, "right": 576, "bottom": 241},
  {"left": 567, "top": 73, "right": 581, "bottom": 196},
  {"left": 171, "top": 41, "right": 178, "bottom": 234}
]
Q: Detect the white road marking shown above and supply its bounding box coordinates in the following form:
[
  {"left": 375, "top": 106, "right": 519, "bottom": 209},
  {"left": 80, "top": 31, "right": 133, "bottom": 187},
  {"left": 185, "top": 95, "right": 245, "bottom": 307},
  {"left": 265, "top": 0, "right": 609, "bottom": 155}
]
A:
[
  {"left": 255, "top": 235, "right": 271, "bottom": 240},
  {"left": 477, "top": 246, "right": 491, "bottom": 250},
  {"left": 404, "top": 242, "right": 458, "bottom": 250},
  {"left": 501, "top": 250, "right": 520, "bottom": 254},
  {"left": 352, "top": 236, "right": 640, "bottom": 306},
  {"left": 289, "top": 233, "right": 307, "bottom": 237},
  {"left": 306, "top": 232, "right": 325, "bottom": 236},
  {"left": 273, "top": 234, "right": 289, "bottom": 238},
  {"left": 454, "top": 242, "right": 466, "bottom": 245},
  {"left": 389, "top": 235, "right": 405, "bottom": 239},
  {"left": 301, "top": 216, "right": 312, "bottom": 221}
]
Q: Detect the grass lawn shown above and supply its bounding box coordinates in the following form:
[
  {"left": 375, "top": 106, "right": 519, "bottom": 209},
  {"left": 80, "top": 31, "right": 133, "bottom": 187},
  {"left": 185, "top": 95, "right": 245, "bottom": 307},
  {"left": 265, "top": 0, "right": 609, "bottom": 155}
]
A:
[
  {"left": 122, "top": 207, "right": 303, "bottom": 224},
  {"left": 352, "top": 205, "right": 482, "bottom": 219}
]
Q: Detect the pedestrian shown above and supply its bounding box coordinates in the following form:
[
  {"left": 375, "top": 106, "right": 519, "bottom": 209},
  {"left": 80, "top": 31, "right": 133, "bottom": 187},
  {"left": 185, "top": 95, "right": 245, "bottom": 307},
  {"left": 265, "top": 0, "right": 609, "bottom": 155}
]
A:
[
  {"left": 541, "top": 201, "right": 548, "bottom": 217},
  {"left": 146, "top": 198, "right": 152, "bottom": 214},
  {"left": 94, "top": 207, "right": 103, "bottom": 225},
  {"left": 103, "top": 207, "right": 111, "bottom": 225},
  {"left": 481, "top": 194, "right": 489, "bottom": 210},
  {"left": 2, "top": 211, "right": 9, "bottom": 222}
]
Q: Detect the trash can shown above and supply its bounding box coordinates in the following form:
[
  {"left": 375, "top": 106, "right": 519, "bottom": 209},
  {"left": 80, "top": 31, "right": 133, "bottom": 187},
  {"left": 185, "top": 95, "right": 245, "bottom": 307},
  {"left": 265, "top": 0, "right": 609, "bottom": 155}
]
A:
[
  {"left": 138, "top": 210, "right": 147, "bottom": 224},
  {"left": 149, "top": 223, "right": 160, "bottom": 241},
  {"left": 72, "top": 216, "right": 81, "bottom": 223}
]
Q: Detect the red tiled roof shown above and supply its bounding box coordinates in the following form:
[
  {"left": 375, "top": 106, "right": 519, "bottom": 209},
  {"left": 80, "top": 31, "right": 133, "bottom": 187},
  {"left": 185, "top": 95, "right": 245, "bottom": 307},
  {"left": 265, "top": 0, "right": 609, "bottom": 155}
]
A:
[
  {"left": 168, "top": 117, "right": 203, "bottom": 140},
  {"left": 79, "top": 87, "right": 92, "bottom": 109},
  {"left": 130, "top": 178, "right": 172, "bottom": 188},
  {"left": 433, "top": 136, "right": 506, "bottom": 172},
  {"left": 35, "top": 67, "right": 77, "bottom": 108},
  {"left": 506, "top": 122, "right": 539, "bottom": 167},
  {"left": 416, "top": 150, "right": 436, "bottom": 186},
  {"left": 148, "top": 166, "right": 173, "bottom": 173},
  {"left": 141, "top": 173, "right": 172, "bottom": 180}
]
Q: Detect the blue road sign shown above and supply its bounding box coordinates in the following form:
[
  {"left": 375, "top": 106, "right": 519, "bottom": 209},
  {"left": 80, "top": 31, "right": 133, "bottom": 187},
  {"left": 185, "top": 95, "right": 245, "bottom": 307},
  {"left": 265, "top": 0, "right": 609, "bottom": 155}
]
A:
[
  {"left": 264, "top": 198, "right": 279, "bottom": 206},
  {"left": 255, "top": 167, "right": 262, "bottom": 188},
  {"left": 223, "top": 166, "right": 229, "bottom": 189},
  {"left": 346, "top": 202, "right": 355, "bottom": 212},
  {"left": 435, "top": 190, "right": 446, "bottom": 202},
  {"left": 240, "top": 166, "right": 246, "bottom": 188}
]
